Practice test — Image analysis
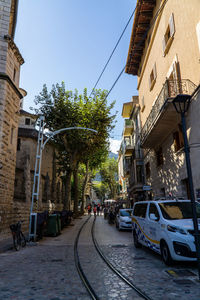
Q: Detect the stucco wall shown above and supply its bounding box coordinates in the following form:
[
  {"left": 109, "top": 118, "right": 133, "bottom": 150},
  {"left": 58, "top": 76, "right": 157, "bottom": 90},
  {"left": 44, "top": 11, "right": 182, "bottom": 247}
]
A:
[{"left": 138, "top": 0, "right": 200, "bottom": 127}]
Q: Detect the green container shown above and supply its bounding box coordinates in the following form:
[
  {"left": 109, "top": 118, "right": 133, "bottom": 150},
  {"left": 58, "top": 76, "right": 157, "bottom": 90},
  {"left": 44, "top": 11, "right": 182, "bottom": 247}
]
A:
[
  {"left": 56, "top": 214, "right": 61, "bottom": 234},
  {"left": 46, "top": 214, "right": 58, "bottom": 236}
]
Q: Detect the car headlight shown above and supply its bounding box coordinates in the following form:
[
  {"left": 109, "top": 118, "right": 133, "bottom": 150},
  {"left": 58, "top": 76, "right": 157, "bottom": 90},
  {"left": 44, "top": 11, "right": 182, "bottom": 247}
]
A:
[{"left": 167, "top": 225, "right": 187, "bottom": 235}]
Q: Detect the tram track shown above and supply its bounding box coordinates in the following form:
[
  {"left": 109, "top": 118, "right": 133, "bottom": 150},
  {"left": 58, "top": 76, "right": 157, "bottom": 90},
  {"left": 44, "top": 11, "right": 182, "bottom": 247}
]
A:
[{"left": 74, "top": 215, "right": 154, "bottom": 300}]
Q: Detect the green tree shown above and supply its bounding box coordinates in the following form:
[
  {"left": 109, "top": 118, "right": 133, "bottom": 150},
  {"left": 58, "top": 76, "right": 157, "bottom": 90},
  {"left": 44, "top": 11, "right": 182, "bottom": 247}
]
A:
[
  {"left": 34, "top": 82, "right": 116, "bottom": 213},
  {"left": 99, "top": 157, "right": 118, "bottom": 199}
]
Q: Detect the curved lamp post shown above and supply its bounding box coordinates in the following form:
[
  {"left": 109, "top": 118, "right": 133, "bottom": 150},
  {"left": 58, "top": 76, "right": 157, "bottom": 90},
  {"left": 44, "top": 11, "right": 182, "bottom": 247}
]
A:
[
  {"left": 29, "top": 122, "right": 97, "bottom": 240},
  {"left": 173, "top": 94, "right": 200, "bottom": 280}
]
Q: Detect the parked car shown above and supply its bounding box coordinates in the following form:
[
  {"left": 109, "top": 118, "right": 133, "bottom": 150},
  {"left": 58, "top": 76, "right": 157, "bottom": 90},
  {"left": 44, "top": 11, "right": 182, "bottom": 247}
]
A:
[
  {"left": 116, "top": 209, "right": 133, "bottom": 230},
  {"left": 132, "top": 199, "right": 200, "bottom": 265}
]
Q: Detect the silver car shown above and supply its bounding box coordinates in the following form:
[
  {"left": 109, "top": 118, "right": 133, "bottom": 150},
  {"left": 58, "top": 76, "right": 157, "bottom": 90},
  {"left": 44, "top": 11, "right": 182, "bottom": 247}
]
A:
[{"left": 115, "top": 209, "right": 133, "bottom": 230}]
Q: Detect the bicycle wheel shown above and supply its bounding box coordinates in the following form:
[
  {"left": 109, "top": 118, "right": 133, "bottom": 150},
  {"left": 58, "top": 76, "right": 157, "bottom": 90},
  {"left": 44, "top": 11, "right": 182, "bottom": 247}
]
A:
[
  {"left": 13, "top": 235, "right": 20, "bottom": 251},
  {"left": 20, "top": 232, "right": 26, "bottom": 247}
]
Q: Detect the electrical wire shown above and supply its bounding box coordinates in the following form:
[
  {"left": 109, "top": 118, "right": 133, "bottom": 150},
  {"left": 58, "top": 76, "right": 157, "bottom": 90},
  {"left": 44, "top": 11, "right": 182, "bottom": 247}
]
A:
[
  {"left": 94, "top": 0, "right": 169, "bottom": 116},
  {"left": 89, "top": 6, "right": 138, "bottom": 98}
]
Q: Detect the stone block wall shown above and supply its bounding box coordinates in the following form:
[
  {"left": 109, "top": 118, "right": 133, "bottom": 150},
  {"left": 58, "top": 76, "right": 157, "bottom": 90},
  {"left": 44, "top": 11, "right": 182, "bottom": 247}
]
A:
[{"left": 0, "top": 0, "right": 25, "bottom": 239}]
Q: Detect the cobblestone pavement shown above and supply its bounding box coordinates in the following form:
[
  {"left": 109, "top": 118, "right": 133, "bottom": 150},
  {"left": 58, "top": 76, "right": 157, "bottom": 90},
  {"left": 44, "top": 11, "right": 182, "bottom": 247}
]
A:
[
  {"left": 95, "top": 216, "right": 200, "bottom": 300},
  {"left": 0, "top": 214, "right": 200, "bottom": 300}
]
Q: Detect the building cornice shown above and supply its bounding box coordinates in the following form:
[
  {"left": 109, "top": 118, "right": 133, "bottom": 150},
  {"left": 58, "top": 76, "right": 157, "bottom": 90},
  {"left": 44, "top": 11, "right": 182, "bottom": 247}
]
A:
[
  {"left": 125, "top": 0, "right": 156, "bottom": 76},
  {"left": 4, "top": 34, "right": 24, "bottom": 65},
  {"left": 0, "top": 72, "right": 24, "bottom": 99}
]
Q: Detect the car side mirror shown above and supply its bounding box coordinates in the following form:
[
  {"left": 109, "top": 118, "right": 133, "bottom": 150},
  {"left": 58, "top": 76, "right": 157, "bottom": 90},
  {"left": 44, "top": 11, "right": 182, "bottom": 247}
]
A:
[{"left": 149, "top": 213, "right": 158, "bottom": 221}]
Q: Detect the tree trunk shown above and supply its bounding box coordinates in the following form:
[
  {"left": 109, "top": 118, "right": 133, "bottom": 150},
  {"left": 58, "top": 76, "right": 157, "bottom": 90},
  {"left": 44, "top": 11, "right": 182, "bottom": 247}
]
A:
[
  {"left": 63, "top": 170, "right": 72, "bottom": 210},
  {"left": 73, "top": 163, "right": 79, "bottom": 216},
  {"left": 81, "top": 161, "right": 89, "bottom": 214}
]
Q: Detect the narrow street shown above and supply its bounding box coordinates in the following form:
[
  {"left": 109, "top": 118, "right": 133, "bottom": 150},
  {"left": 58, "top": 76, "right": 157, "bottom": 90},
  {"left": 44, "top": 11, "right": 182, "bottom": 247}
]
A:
[{"left": 0, "top": 215, "right": 200, "bottom": 300}]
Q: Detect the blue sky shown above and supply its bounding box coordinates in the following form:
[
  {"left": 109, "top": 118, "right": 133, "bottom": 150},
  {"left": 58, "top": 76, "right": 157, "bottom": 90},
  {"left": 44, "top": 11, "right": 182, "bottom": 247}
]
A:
[{"left": 15, "top": 0, "right": 138, "bottom": 152}]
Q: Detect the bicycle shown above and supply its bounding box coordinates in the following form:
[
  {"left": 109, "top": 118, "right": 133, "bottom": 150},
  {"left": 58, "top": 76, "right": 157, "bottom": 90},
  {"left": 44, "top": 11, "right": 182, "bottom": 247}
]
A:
[{"left": 10, "top": 221, "right": 26, "bottom": 251}]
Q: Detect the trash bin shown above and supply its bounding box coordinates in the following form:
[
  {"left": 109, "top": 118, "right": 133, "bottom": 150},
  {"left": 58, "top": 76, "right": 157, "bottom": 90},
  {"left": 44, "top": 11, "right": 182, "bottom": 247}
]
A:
[
  {"left": 45, "top": 214, "right": 58, "bottom": 236},
  {"left": 56, "top": 214, "right": 61, "bottom": 234}
]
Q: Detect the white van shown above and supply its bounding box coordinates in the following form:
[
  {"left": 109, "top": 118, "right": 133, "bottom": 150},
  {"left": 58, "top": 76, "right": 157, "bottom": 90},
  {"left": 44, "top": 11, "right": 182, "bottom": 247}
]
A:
[{"left": 132, "top": 200, "right": 200, "bottom": 265}]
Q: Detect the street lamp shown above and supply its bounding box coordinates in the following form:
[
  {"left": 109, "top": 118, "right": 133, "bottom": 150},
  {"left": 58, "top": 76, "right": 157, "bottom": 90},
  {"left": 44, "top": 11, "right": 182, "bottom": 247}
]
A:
[
  {"left": 173, "top": 94, "right": 200, "bottom": 281},
  {"left": 29, "top": 117, "right": 98, "bottom": 241}
]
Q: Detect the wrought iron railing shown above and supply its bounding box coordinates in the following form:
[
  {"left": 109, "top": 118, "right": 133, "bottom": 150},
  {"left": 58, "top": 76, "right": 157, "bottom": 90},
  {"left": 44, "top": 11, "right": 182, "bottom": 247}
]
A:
[{"left": 140, "top": 79, "right": 197, "bottom": 145}]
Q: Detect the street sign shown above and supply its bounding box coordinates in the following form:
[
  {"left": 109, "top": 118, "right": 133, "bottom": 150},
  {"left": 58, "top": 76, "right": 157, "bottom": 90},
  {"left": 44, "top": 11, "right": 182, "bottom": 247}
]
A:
[{"left": 143, "top": 185, "right": 152, "bottom": 191}]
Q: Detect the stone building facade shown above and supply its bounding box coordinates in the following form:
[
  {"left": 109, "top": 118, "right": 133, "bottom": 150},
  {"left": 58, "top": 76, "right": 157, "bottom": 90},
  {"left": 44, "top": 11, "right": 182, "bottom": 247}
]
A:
[
  {"left": 124, "top": 0, "right": 200, "bottom": 201},
  {"left": 13, "top": 110, "right": 64, "bottom": 234},
  {"left": 0, "top": 0, "right": 25, "bottom": 238}
]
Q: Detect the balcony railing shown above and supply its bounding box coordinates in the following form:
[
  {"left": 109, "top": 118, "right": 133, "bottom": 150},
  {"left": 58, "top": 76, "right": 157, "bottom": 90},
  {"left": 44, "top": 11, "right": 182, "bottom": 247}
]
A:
[
  {"left": 124, "top": 119, "right": 134, "bottom": 136},
  {"left": 140, "top": 79, "right": 197, "bottom": 146}
]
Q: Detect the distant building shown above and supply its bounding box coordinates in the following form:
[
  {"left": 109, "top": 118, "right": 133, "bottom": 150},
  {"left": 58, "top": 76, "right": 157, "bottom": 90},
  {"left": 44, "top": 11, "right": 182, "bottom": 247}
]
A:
[{"left": 125, "top": 0, "right": 200, "bottom": 200}]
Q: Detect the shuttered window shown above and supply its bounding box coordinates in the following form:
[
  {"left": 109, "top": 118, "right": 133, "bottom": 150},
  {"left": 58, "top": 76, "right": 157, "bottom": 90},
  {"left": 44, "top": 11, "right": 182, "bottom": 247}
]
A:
[
  {"left": 149, "top": 63, "right": 157, "bottom": 90},
  {"left": 162, "top": 13, "right": 175, "bottom": 56}
]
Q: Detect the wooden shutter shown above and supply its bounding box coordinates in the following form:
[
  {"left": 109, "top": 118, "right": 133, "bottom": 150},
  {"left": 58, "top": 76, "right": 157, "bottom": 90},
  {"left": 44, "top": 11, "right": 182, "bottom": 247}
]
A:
[{"left": 169, "top": 13, "right": 175, "bottom": 37}]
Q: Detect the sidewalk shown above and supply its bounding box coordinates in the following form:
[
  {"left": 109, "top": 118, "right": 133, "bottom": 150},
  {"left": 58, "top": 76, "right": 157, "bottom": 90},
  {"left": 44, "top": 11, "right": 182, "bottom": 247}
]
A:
[
  {"left": 0, "top": 236, "right": 13, "bottom": 253},
  {"left": 0, "top": 215, "right": 81, "bottom": 253}
]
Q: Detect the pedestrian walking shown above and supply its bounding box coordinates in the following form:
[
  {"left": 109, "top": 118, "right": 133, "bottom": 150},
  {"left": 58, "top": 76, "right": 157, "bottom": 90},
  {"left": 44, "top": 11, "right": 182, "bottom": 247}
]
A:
[
  {"left": 97, "top": 204, "right": 100, "bottom": 216},
  {"left": 93, "top": 206, "right": 97, "bottom": 217},
  {"left": 87, "top": 204, "right": 92, "bottom": 215}
]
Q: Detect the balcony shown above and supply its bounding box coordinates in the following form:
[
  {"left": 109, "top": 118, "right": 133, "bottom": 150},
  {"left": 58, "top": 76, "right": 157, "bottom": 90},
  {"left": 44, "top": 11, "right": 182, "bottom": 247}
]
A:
[
  {"left": 123, "top": 139, "right": 134, "bottom": 156},
  {"left": 140, "top": 79, "right": 197, "bottom": 148},
  {"left": 123, "top": 157, "right": 131, "bottom": 178},
  {"left": 124, "top": 119, "right": 134, "bottom": 136}
]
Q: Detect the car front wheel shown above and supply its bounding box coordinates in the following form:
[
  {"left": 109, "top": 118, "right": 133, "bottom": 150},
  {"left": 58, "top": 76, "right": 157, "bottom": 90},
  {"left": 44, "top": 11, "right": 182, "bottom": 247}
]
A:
[
  {"left": 133, "top": 231, "right": 141, "bottom": 248},
  {"left": 160, "top": 241, "right": 173, "bottom": 266}
]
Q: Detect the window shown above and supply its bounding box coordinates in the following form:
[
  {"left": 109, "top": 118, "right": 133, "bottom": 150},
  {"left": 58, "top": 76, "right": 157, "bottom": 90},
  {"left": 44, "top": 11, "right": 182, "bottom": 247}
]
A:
[
  {"left": 133, "top": 203, "right": 148, "bottom": 218},
  {"left": 10, "top": 126, "right": 14, "bottom": 144},
  {"left": 149, "top": 203, "right": 160, "bottom": 221},
  {"left": 159, "top": 202, "right": 200, "bottom": 220},
  {"left": 149, "top": 63, "right": 157, "bottom": 91},
  {"left": 13, "top": 68, "right": 16, "bottom": 81},
  {"left": 155, "top": 147, "right": 163, "bottom": 167},
  {"left": 136, "top": 165, "right": 143, "bottom": 183},
  {"left": 145, "top": 162, "right": 150, "bottom": 178},
  {"left": 161, "top": 187, "right": 166, "bottom": 197},
  {"left": 162, "top": 13, "right": 175, "bottom": 56},
  {"left": 25, "top": 118, "right": 30, "bottom": 125},
  {"left": 17, "top": 138, "right": 21, "bottom": 151},
  {"left": 173, "top": 124, "right": 184, "bottom": 152}
]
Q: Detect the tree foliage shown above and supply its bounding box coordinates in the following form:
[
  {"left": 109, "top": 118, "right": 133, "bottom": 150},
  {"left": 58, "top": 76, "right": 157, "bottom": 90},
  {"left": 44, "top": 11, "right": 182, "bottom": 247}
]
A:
[
  {"left": 33, "top": 82, "right": 116, "bottom": 211},
  {"left": 99, "top": 157, "right": 118, "bottom": 199}
]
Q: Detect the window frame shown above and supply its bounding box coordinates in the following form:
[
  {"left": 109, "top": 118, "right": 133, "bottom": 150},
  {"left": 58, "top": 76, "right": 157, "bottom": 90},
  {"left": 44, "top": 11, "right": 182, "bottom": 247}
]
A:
[
  {"left": 155, "top": 147, "right": 163, "bottom": 167},
  {"left": 25, "top": 118, "right": 30, "bottom": 125},
  {"left": 149, "top": 63, "right": 157, "bottom": 91},
  {"left": 149, "top": 203, "right": 160, "bottom": 221},
  {"left": 133, "top": 203, "right": 148, "bottom": 218},
  {"left": 162, "top": 13, "right": 175, "bottom": 56}
]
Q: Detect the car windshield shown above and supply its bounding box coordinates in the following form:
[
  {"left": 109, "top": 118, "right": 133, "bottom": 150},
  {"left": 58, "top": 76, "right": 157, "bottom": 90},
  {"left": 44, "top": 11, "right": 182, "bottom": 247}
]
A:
[
  {"left": 120, "top": 210, "right": 132, "bottom": 217},
  {"left": 159, "top": 202, "right": 200, "bottom": 220}
]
